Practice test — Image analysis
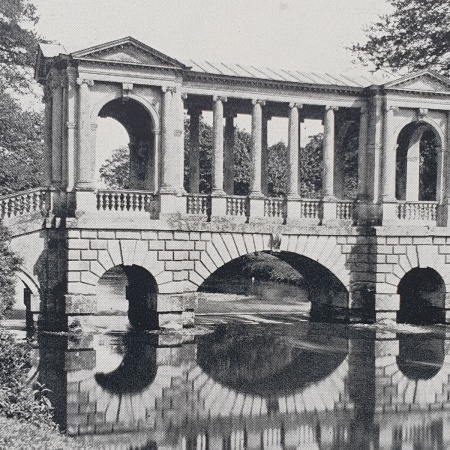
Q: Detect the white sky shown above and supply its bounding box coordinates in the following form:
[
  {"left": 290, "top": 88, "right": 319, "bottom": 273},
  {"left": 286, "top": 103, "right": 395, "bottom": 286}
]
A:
[{"left": 32, "top": 0, "right": 393, "bottom": 178}]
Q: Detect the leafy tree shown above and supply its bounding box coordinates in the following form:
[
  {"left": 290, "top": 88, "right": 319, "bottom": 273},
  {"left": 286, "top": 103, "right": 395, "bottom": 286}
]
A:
[
  {"left": 267, "top": 142, "right": 288, "bottom": 196},
  {"left": 0, "top": 90, "right": 44, "bottom": 195},
  {"left": 0, "top": 0, "right": 39, "bottom": 92},
  {"left": 0, "top": 223, "right": 21, "bottom": 317},
  {"left": 351, "top": 0, "right": 450, "bottom": 76},
  {"left": 99, "top": 146, "right": 131, "bottom": 189},
  {"left": 300, "top": 134, "right": 323, "bottom": 198}
]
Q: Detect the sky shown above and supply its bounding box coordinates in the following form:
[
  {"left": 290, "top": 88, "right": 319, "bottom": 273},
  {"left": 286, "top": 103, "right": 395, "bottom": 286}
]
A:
[{"left": 32, "top": 0, "right": 393, "bottom": 175}]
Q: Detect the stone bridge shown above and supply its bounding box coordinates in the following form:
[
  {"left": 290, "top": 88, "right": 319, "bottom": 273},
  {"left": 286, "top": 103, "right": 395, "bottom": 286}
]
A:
[{"left": 4, "top": 37, "right": 450, "bottom": 328}]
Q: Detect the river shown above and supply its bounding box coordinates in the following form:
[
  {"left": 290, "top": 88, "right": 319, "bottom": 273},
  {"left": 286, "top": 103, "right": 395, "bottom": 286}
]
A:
[{"left": 5, "top": 279, "right": 450, "bottom": 449}]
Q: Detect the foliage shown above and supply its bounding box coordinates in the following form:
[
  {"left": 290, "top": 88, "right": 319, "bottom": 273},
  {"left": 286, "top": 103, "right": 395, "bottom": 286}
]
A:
[
  {"left": 0, "top": 330, "right": 53, "bottom": 425},
  {"left": 0, "top": 0, "right": 39, "bottom": 92},
  {"left": 351, "top": 0, "right": 450, "bottom": 76},
  {"left": 267, "top": 142, "right": 287, "bottom": 196},
  {"left": 299, "top": 133, "right": 323, "bottom": 198},
  {"left": 420, "top": 130, "right": 438, "bottom": 201},
  {"left": 0, "top": 90, "right": 44, "bottom": 195},
  {"left": 0, "top": 223, "right": 22, "bottom": 317},
  {"left": 99, "top": 146, "right": 130, "bottom": 189}
]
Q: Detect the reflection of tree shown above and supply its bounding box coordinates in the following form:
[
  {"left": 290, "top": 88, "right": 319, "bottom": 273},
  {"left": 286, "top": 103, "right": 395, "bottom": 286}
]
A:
[
  {"left": 95, "top": 333, "right": 157, "bottom": 394},
  {"left": 197, "top": 325, "right": 347, "bottom": 397}
]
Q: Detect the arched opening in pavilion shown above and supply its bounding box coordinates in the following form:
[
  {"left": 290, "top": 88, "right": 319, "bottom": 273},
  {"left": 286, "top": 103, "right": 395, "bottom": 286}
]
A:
[
  {"left": 97, "top": 264, "right": 158, "bottom": 329},
  {"left": 96, "top": 98, "right": 156, "bottom": 190},
  {"left": 396, "top": 122, "right": 440, "bottom": 202},
  {"left": 397, "top": 267, "right": 446, "bottom": 324}
]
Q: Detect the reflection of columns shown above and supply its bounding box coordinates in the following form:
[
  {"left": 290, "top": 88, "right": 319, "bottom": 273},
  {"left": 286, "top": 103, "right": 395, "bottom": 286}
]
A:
[
  {"left": 212, "top": 96, "right": 226, "bottom": 195},
  {"left": 42, "top": 86, "right": 52, "bottom": 187},
  {"left": 224, "top": 113, "right": 235, "bottom": 195},
  {"left": 66, "top": 66, "right": 77, "bottom": 192},
  {"left": 188, "top": 108, "right": 201, "bottom": 193},
  {"left": 323, "top": 106, "right": 338, "bottom": 198},
  {"left": 251, "top": 99, "right": 265, "bottom": 196},
  {"left": 381, "top": 106, "right": 397, "bottom": 202},
  {"left": 261, "top": 113, "right": 269, "bottom": 195},
  {"left": 51, "top": 72, "right": 64, "bottom": 185},
  {"left": 288, "top": 103, "right": 301, "bottom": 197},
  {"left": 357, "top": 107, "right": 369, "bottom": 199},
  {"left": 76, "top": 78, "right": 95, "bottom": 189}
]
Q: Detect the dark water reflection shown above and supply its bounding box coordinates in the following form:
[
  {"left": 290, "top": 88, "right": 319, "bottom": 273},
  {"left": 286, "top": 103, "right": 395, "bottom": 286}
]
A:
[{"left": 32, "top": 320, "right": 450, "bottom": 450}]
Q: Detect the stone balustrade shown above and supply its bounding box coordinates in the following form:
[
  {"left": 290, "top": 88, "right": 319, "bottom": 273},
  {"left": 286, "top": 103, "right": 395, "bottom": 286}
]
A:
[
  {"left": 96, "top": 189, "right": 156, "bottom": 213},
  {"left": 336, "top": 201, "right": 354, "bottom": 220},
  {"left": 397, "top": 201, "right": 437, "bottom": 221},
  {"left": 300, "top": 199, "right": 321, "bottom": 219},
  {"left": 186, "top": 194, "right": 210, "bottom": 215},
  {"left": 0, "top": 188, "right": 50, "bottom": 219},
  {"left": 264, "top": 197, "right": 286, "bottom": 219},
  {"left": 226, "top": 195, "right": 249, "bottom": 217}
]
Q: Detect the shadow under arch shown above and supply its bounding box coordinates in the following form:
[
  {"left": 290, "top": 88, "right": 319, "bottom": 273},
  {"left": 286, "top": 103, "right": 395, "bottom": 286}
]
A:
[
  {"left": 197, "top": 323, "right": 348, "bottom": 401},
  {"left": 98, "top": 264, "right": 159, "bottom": 329},
  {"left": 397, "top": 267, "right": 445, "bottom": 325},
  {"left": 95, "top": 332, "right": 158, "bottom": 394},
  {"left": 98, "top": 97, "right": 156, "bottom": 190}
]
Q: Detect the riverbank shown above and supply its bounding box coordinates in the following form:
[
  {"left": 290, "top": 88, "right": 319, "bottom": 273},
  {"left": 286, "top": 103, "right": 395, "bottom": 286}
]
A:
[{"left": 0, "top": 328, "right": 92, "bottom": 450}]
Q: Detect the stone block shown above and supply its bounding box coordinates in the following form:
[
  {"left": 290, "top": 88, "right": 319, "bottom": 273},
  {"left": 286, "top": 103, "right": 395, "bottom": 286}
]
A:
[
  {"left": 189, "top": 270, "right": 204, "bottom": 286},
  {"left": 375, "top": 311, "right": 398, "bottom": 323},
  {"left": 158, "top": 231, "right": 173, "bottom": 240},
  {"left": 65, "top": 294, "right": 97, "bottom": 314},
  {"left": 243, "top": 234, "right": 256, "bottom": 254},
  {"left": 81, "top": 250, "right": 97, "bottom": 260},
  {"left": 158, "top": 250, "right": 173, "bottom": 260},
  {"left": 392, "top": 246, "right": 406, "bottom": 255},
  {"left": 378, "top": 245, "right": 393, "bottom": 254},
  {"left": 182, "top": 310, "right": 195, "bottom": 327},
  {"left": 165, "top": 260, "right": 194, "bottom": 271},
  {"left": 68, "top": 230, "right": 81, "bottom": 238},
  {"left": 212, "top": 234, "right": 231, "bottom": 261},
  {"left": 166, "top": 240, "right": 195, "bottom": 250},
  {"left": 81, "top": 230, "right": 97, "bottom": 239},
  {"left": 190, "top": 232, "right": 200, "bottom": 240},
  {"left": 173, "top": 270, "right": 188, "bottom": 281},
  {"left": 120, "top": 240, "right": 137, "bottom": 265},
  {"left": 173, "top": 250, "right": 189, "bottom": 261},
  {"left": 195, "top": 260, "right": 210, "bottom": 279},
  {"left": 375, "top": 293, "right": 400, "bottom": 311},
  {"left": 107, "top": 240, "right": 123, "bottom": 265},
  {"left": 68, "top": 272, "right": 80, "bottom": 282},
  {"left": 69, "top": 260, "right": 90, "bottom": 271},
  {"left": 69, "top": 239, "right": 90, "bottom": 250},
  {"left": 195, "top": 241, "right": 207, "bottom": 250},
  {"left": 174, "top": 231, "right": 189, "bottom": 240},
  {"left": 375, "top": 340, "right": 399, "bottom": 357},
  {"left": 200, "top": 232, "right": 211, "bottom": 241},
  {"left": 413, "top": 237, "right": 430, "bottom": 245},
  {"left": 81, "top": 271, "right": 98, "bottom": 286},
  {"left": 90, "top": 240, "right": 107, "bottom": 250},
  {"left": 89, "top": 261, "right": 104, "bottom": 278},
  {"left": 141, "top": 231, "right": 158, "bottom": 240},
  {"left": 189, "top": 250, "right": 200, "bottom": 260},
  {"left": 149, "top": 240, "right": 165, "bottom": 250},
  {"left": 97, "top": 251, "right": 113, "bottom": 271},
  {"left": 68, "top": 250, "right": 81, "bottom": 260},
  {"left": 116, "top": 230, "right": 140, "bottom": 240},
  {"left": 386, "top": 237, "right": 399, "bottom": 245},
  {"left": 98, "top": 231, "right": 115, "bottom": 239},
  {"left": 386, "top": 255, "right": 398, "bottom": 264}
]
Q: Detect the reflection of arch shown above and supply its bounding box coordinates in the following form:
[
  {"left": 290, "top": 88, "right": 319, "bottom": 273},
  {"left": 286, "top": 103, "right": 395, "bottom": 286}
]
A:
[
  {"left": 197, "top": 324, "right": 348, "bottom": 397},
  {"left": 395, "top": 120, "right": 442, "bottom": 201},
  {"left": 95, "top": 333, "right": 158, "bottom": 394},
  {"left": 397, "top": 267, "right": 446, "bottom": 324},
  {"left": 98, "top": 264, "right": 158, "bottom": 329}
]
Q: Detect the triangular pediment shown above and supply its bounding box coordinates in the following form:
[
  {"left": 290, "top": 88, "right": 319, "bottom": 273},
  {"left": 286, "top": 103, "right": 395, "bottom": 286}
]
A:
[
  {"left": 71, "top": 37, "right": 188, "bottom": 69},
  {"left": 384, "top": 70, "right": 450, "bottom": 93}
]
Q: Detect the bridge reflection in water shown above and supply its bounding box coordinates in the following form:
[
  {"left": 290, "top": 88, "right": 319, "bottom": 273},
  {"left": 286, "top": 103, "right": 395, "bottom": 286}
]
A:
[{"left": 33, "top": 323, "right": 450, "bottom": 450}]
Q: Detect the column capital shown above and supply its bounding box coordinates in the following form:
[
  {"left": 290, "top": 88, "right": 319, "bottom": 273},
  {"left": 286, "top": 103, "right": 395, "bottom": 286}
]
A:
[
  {"left": 181, "top": 92, "right": 188, "bottom": 100},
  {"left": 161, "top": 85, "right": 176, "bottom": 93},
  {"left": 76, "top": 78, "right": 94, "bottom": 88},
  {"left": 213, "top": 95, "right": 227, "bottom": 102},
  {"left": 384, "top": 105, "right": 399, "bottom": 113},
  {"left": 289, "top": 102, "right": 303, "bottom": 109},
  {"left": 252, "top": 99, "right": 266, "bottom": 106},
  {"left": 325, "top": 105, "right": 339, "bottom": 111}
]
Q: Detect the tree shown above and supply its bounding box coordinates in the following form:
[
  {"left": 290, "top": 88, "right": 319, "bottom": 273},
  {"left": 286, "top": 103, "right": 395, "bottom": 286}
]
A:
[
  {"left": 99, "top": 146, "right": 131, "bottom": 189},
  {"left": 0, "top": 90, "right": 44, "bottom": 195},
  {"left": 0, "top": 0, "right": 39, "bottom": 92},
  {"left": 351, "top": 0, "right": 450, "bottom": 76},
  {"left": 300, "top": 134, "right": 323, "bottom": 198}
]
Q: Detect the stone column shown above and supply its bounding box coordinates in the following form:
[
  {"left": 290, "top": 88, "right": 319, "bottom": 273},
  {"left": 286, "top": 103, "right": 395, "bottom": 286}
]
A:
[
  {"left": 173, "top": 89, "right": 185, "bottom": 193},
  {"left": 355, "top": 107, "right": 369, "bottom": 223},
  {"left": 212, "top": 96, "right": 226, "bottom": 195},
  {"left": 406, "top": 125, "right": 427, "bottom": 201},
  {"left": 288, "top": 103, "right": 301, "bottom": 197},
  {"left": 250, "top": 99, "right": 265, "bottom": 197},
  {"left": 322, "top": 106, "right": 338, "bottom": 221},
  {"left": 323, "top": 106, "right": 338, "bottom": 199},
  {"left": 261, "top": 113, "right": 269, "bottom": 195},
  {"left": 224, "top": 113, "right": 235, "bottom": 195},
  {"left": 381, "top": 105, "right": 398, "bottom": 221},
  {"left": 76, "top": 78, "right": 94, "bottom": 189},
  {"left": 188, "top": 108, "right": 201, "bottom": 193},
  {"left": 438, "top": 111, "right": 450, "bottom": 226},
  {"left": 66, "top": 66, "right": 77, "bottom": 193},
  {"left": 51, "top": 72, "right": 64, "bottom": 186},
  {"left": 42, "top": 85, "right": 52, "bottom": 188}
]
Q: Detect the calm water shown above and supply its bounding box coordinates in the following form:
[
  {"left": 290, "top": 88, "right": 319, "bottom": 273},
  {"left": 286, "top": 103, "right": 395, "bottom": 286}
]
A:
[{"left": 6, "top": 280, "right": 449, "bottom": 449}]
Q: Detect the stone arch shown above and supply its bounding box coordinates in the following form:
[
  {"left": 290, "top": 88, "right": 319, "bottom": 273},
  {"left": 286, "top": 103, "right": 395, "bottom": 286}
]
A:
[
  {"left": 394, "top": 118, "right": 443, "bottom": 201},
  {"left": 16, "top": 268, "right": 40, "bottom": 296},
  {"left": 91, "top": 91, "right": 161, "bottom": 190}
]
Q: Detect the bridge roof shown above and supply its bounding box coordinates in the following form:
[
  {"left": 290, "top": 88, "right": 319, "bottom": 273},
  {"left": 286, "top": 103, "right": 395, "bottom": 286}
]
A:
[{"left": 184, "top": 59, "right": 385, "bottom": 88}]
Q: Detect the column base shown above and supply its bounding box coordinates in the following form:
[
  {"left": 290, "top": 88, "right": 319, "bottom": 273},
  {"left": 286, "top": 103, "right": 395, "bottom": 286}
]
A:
[
  {"left": 321, "top": 198, "right": 337, "bottom": 223},
  {"left": 210, "top": 193, "right": 227, "bottom": 217},
  {"left": 249, "top": 195, "right": 265, "bottom": 220},
  {"left": 381, "top": 201, "right": 398, "bottom": 224},
  {"left": 75, "top": 189, "right": 97, "bottom": 214},
  {"left": 159, "top": 192, "right": 186, "bottom": 215}
]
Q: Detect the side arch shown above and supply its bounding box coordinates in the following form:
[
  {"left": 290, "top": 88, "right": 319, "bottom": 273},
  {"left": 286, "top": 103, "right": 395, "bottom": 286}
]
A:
[{"left": 392, "top": 116, "right": 445, "bottom": 149}]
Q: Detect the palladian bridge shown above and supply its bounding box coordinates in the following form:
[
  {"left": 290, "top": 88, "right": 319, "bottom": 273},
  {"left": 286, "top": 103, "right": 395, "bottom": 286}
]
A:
[{"left": 4, "top": 36, "right": 450, "bottom": 329}]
